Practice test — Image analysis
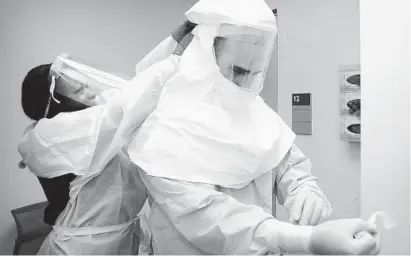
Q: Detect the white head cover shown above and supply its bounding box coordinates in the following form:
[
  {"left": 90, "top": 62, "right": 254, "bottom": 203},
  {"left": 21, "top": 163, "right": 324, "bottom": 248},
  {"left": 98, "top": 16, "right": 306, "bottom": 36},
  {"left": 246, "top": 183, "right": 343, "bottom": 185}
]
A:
[
  {"left": 179, "top": 0, "right": 277, "bottom": 109},
  {"left": 127, "top": 0, "right": 295, "bottom": 188},
  {"left": 185, "top": 0, "right": 277, "bottom": 31}
]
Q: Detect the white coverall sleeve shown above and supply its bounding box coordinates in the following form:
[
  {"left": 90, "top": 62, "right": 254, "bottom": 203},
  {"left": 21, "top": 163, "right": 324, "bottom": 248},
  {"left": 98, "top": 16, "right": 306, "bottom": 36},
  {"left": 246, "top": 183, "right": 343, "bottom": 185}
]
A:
[
  {"left": 18, "top": 57, "right": 178, "bottom": 179},
  {"left": 274, "top": 143, "right": 331, "bottom": 213},
  {"left": 135, "top": 36, "right": 178, "bottom": 74},
  {"left": 137, "top": 169, "right": 313, "bottom": 255}
]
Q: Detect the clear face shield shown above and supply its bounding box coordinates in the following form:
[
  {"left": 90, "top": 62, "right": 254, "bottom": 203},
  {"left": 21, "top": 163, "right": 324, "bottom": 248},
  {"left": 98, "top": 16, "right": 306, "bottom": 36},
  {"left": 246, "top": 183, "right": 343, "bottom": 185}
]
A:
[
  {"left": 49, "top": 53, "right": 128, "bottom": 107},
  {"left": 213, "top": 24, "right": 276, "bottom": 93}
]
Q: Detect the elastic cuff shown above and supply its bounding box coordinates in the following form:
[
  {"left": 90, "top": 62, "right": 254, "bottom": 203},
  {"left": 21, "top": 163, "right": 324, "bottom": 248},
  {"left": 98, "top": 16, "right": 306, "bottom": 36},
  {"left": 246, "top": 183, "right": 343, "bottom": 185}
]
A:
[{"left": 258, "top": 218, "right": 313, "bottom": 254}]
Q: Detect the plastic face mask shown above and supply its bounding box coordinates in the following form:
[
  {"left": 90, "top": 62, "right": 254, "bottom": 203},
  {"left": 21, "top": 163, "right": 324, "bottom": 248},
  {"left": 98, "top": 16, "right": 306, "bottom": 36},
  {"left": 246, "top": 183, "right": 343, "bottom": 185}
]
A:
[
  {"left": 213, "top": 24, "right": 275, "bottom": 93},
  {"left": 54, "top": 70, "right": 100, "bottom": 106},
  {"left": 49, "top": 53, "right": 127, "bottom": 107}
]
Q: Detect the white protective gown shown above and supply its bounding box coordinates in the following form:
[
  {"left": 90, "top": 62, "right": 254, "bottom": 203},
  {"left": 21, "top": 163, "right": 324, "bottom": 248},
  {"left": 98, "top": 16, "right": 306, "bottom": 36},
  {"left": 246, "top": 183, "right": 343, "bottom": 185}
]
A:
[
  {"left": 137, "top": 144, "right": 329, "bottom": 254},
  {"left": 18, "top": 55, "right": 179, "bottom": 255},
  {"left": 126, "top": 0, "right": 332, "bottom": 254},
  {"left": 135, "top": 36, "right": 178, "bottom": 74}
]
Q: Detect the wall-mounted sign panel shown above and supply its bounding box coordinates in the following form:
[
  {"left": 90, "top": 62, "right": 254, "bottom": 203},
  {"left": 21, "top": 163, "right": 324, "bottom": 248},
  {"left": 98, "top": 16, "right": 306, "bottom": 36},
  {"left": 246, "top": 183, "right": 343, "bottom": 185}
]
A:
[{"left": 292, "top": 93, "right": 312, "bottom": 135}]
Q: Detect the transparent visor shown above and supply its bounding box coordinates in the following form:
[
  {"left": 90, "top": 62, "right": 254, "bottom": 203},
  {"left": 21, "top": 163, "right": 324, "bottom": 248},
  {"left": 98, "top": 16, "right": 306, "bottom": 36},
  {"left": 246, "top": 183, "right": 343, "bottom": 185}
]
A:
[
  {"left": 213, "top": 24, "right": 276, "bottom": 92},
  {"left": 49, "top": 53, "right": 128, "bottom": 107}
]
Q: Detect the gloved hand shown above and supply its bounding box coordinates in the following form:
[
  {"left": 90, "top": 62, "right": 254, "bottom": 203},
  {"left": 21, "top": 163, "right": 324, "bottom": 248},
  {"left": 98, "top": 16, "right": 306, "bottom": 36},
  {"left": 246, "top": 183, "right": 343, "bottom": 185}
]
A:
[
  {"left": 171, "top": 20, "right": 197, "bottom": 43},
  {"left": 309, "top": 218, "right": 380, "bottom": 255},
  {"left": 354, "top": 229, "right": 381, "bottom": 255},
  {"left": 289, "top": 189, "right": 331, "bottom": 226}
]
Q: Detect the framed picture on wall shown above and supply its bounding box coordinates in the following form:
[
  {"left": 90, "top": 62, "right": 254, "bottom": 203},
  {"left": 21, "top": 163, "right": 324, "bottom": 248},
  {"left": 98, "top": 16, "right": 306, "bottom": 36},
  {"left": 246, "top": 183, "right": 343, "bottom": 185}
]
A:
[{"left": 339, "top": 65, "right": 361, "bottom": 142}]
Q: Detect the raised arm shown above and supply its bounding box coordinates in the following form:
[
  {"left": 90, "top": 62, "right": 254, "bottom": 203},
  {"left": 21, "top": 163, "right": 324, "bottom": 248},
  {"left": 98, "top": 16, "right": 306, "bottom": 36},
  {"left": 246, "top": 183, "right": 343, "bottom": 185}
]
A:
[{"left": 18, "top": 57, "right": 179, "bottom": 179}]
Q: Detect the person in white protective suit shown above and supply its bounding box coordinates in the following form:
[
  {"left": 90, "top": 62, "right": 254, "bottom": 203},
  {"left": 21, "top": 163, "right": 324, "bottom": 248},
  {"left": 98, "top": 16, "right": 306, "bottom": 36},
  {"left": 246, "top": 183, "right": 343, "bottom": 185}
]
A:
[
  {"left": 17, "top": 21, "right": 195, "bottom": 255},
  {"left": 122, "top": 0, "right": 381, "bottom": 254}
]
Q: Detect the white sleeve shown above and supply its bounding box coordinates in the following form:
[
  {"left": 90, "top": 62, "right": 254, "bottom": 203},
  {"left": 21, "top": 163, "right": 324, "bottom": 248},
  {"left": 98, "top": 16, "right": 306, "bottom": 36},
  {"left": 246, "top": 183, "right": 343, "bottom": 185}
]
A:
[
  {"left": 275, "top": 144, "right": 331, "bottom": 212},
  {"left": 135, "top": 36, "right": 178, "bottom": 74},
  {"left": 138, "top": 169, "right": 313, "bottom": 254},
  {"left": 18, "top": 57, "right": 178, "bottom": 179}
]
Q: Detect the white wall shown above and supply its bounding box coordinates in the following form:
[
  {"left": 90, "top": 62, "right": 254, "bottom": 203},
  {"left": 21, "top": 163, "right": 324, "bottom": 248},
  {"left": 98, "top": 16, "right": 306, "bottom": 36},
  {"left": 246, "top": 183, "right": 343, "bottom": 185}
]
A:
[
  {"left": 360, "top": 0, "right": 410, "bottom": 254},
  {"left": 276, "top": 0, "right": 362, "bottom": 221},
  {"left": 261, "top": 1, "right": 279, "bottom": 112},
  {"left": 0, "top": 0, "right": 196, "bottom": 254},
  {"left": 260, "top": 33, "right": 279, "bottom": 112}
]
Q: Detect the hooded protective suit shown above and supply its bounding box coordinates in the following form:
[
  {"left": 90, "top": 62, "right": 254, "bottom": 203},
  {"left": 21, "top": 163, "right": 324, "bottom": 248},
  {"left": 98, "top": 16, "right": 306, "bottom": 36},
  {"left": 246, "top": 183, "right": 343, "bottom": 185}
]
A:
[
  {"left": 126, "top": 0, "right": 332, "bottom": 254},
  {"left": 18, "top": 35, "right": 182, "bottom": 254}
]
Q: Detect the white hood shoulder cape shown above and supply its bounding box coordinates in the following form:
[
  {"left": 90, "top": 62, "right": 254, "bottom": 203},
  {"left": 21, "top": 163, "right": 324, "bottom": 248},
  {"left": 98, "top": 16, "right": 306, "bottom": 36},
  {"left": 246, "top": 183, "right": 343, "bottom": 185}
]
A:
[{"left": 128, "top": 0, "right": 295, "bottom": 188}]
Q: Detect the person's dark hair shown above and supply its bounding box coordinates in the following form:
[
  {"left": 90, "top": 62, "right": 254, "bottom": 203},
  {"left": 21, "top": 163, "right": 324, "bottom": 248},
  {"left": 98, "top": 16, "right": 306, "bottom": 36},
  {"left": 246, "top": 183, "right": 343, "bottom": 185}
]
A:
[
  {"left": 21, "top": 64, "right": 87, "bottom": 121},
  {"left": 21, "top": 63, "right": 86, "bottom": 226}
]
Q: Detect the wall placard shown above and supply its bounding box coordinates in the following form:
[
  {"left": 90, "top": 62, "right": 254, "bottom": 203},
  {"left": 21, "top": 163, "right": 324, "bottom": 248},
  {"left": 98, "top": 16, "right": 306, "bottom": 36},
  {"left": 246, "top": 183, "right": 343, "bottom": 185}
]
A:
[
  {"left": 292, "top": 93, "right": 311, "bottom": 106},
  {"left": 292, "top": 93, "right": 312, "bottom": 135}
]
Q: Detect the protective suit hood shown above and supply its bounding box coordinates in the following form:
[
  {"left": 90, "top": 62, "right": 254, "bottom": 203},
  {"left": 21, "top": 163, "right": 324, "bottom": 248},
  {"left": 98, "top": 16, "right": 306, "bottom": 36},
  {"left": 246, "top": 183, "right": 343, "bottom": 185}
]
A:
[
  {"left": 185, "top": 0, "right": 277, "bottom": 32},
  {"left": 127, "top": 0, "right": 294, "bottom": 188},
  {"left": 177, "top": 0, "right": 278, "bottom": 108}
]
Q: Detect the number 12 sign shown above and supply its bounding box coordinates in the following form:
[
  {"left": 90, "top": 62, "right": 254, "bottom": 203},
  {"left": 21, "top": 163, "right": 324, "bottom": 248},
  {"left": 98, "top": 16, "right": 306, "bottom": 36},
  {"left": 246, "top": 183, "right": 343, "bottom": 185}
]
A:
[
  {"left": 292, "top": 93, "right": 312, "bottom": 135},
  {"left": 292, "top": 93, "right": 311, "bottom": 106}
]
